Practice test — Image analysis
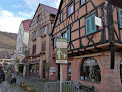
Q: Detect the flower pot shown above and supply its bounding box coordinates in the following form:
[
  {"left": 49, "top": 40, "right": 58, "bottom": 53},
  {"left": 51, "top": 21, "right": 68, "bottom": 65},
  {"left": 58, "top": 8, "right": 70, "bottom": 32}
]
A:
[{"left": 26, "top": 85, "right": 34, "bottom": 92}]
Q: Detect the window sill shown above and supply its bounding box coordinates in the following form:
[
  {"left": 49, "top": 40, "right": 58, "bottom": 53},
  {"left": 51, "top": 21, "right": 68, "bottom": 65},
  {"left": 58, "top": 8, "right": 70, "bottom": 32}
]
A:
[{"left": 41, "top": 34, "right": 46, "bottom": 38}]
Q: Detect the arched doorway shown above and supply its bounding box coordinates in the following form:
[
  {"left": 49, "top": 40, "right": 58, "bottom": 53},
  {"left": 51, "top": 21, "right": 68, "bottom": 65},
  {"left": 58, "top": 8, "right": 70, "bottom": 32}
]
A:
[{"left": 80, "top": 58, "right": 101, "bottom": 82}]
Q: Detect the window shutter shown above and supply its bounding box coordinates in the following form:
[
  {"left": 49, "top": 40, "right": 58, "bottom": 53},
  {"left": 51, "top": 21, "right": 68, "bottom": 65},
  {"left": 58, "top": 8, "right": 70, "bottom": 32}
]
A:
[
  {"left": 31, "top": 32, "right": 34, "bottom": 40},
  {"left": 59, "top": 34, "right": 62, "bottom": 38},
  {"left": 35, "top": 44, "right": 36, "bottom": 54},
  {"left": 54, "top": 36, "right": 57, "bottom": 47},
  {"left": 91, "top": 15, "right": 96, "bottom": 32},
  {"left": 119, "top": 9, "right": 122, "bottom": 28},
  {"left": 67, "top": 29, "right": 70, "bottom": 42},
  {"left": 47, "top": 24, "right": 49, "bottom": 33},
  {"left": 36, "top": 31, "right": 38, "bottom": 38},
  {"left": 40, "top": 28, "right": 42, "bottom": 36},
  {"left": 86, "top": 18, "right": 90, "bottom": 35},
  {"left": 86, "top": 14, "right": 96, "bottom": 35}
]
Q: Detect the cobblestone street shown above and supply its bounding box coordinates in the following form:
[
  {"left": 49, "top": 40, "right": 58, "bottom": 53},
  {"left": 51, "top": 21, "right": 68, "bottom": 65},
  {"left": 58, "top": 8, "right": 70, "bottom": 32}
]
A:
[{"left": 0, "top": 73, "right": 48, "bottom": 92}]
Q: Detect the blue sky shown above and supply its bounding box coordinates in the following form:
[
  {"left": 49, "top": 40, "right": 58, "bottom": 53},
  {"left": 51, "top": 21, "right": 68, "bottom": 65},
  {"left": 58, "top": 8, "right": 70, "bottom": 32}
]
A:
[{"left": 0, "top": 0, "right": 60, "bottom": 33}]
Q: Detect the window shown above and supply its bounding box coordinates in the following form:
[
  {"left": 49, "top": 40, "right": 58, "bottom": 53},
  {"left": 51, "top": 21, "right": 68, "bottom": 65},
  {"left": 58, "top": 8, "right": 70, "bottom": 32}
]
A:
[
  {"left": 63, "top": 32, "right": 67, "bottom": 39},
  {"left": 41, "top": 41, "right": 46, "bottom": 51},
  {"left": 68, "top": 3, "right": 74, "bottom": 16},
  {"left": 80, "top": 58, "right": 101, "bottom": 82},
  {"left": 60, "top": 12, "right": 63, "bottom": 22},
  {"left": 32, "top": 31, "right": 37, "bottom": 41},
  {"left": 119, "top": 9, "right": 122, "bottom": 28},
  {"left": 80, "top": 0, "right": 85, "bottom": 6},
  {"left": 62, "top": 29, "right": 70, "bottom": 42},
  {"left": 39, "top": 28, "right": 42, "bottom": 36},
  {"left": 54, "top": 36, "right": 57, "bottom": 48},
  {"left": 37, "top": 14, "right": 41, "bottom": 22},
  {"left": 85, "top": 14, "right": 96, "bottom": 35},
  {"left": 120, "top": 60, "right": 122, "bottom": 84},
  {"left": 32, "top": 44, "right": 36, "bottom": 55},
  {"left": 43, "top": 24, "right": 49, "bottom": 36}
]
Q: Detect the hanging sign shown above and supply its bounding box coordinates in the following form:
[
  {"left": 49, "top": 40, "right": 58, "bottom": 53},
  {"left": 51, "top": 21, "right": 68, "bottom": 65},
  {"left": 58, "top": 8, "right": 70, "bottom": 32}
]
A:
[
  {"left": 95, "top": 16, "right": 102, "bottom": 27},
  {"left": 56, "top": 39, "right": 68, "bottom": 64}
]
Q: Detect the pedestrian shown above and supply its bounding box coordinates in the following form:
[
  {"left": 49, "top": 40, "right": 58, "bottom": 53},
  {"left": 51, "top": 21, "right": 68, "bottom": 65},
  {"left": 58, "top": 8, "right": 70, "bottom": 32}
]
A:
[{"left": 0, "top": 65, "right": 5, "bottom": 84}]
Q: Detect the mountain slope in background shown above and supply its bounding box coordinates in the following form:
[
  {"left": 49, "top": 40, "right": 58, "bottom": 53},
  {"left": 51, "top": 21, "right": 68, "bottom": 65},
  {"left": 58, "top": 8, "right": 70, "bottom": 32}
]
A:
[{"left": 0, "top": 31, "right": 17, "bottom": 54}]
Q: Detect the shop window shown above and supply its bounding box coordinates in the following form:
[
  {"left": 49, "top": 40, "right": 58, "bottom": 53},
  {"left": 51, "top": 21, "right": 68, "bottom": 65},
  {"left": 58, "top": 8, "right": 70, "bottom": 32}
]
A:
[
  {"left": 85, "top": 14, "right": 96, "bottom": 35},
  {"left": 119, "top": 9, "right": 122, "bottom": 28},
  {"left": 80, "top": 58, "right": 101, "bottom": 82},
  {"left": 120, "top": 60, "right": 122, "bottom": 84}
]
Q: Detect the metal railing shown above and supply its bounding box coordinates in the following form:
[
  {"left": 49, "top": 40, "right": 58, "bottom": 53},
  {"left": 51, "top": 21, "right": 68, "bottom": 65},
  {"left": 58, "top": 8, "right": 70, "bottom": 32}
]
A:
[{"left": 44, "top": 81, "right": 94, "bottom": 92}]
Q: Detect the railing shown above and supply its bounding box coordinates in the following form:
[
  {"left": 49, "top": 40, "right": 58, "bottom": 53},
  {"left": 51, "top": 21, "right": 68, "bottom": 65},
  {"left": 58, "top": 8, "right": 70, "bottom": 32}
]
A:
[{"left": 44, "top": 81, "right": 94, "bottom": 92}]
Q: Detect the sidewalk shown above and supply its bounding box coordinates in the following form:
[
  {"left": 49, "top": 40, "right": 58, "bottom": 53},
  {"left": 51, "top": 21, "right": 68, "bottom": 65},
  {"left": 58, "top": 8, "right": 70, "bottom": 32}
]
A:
[
  {"left": 12, "top": 73, "right": 47, "bottom": 92},
  {"left": 0, "top": 73, "right": 48, "bottom": 92}
]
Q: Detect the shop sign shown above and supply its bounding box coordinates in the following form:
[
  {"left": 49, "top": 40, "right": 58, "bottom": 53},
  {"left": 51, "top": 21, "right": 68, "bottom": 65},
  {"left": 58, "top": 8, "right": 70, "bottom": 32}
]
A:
[{"left": 56, "top": 39, "right": 67, "bottom": 64}]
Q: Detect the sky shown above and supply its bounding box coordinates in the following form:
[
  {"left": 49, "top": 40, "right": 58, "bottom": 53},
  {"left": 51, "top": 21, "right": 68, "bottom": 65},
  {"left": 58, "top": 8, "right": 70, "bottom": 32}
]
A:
[{"left": 0, "top": 0, "right": 60, "bottom": 33}]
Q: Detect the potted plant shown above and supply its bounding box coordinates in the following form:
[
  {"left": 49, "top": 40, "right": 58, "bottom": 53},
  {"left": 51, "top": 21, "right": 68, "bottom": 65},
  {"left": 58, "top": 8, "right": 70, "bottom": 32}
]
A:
[{"left": 26, "top": 83, "right": 34, "bottom": 92}]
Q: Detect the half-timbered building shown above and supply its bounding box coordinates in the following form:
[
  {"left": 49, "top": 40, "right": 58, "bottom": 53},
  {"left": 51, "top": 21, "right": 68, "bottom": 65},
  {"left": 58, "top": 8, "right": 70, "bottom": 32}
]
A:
[
  {"left": 24, "top": 3, "right": 58, "bottom": 80},
  {"left": 51, "top": 0, "right": 122, "bottom": 91}
]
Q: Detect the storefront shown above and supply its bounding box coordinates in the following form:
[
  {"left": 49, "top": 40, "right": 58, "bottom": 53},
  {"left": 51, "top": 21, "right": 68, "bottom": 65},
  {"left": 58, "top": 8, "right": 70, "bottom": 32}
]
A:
[
  {"left": 23, "top": 56, "right": 40, "bottom": 79},
  {"left": 61, "top": 51, "right": 122, "bottom": 91}
]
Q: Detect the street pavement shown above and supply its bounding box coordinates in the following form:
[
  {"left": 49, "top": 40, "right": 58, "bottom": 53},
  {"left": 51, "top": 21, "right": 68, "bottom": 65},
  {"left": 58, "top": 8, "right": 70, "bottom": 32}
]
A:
[{"left": 0, "top": 73, "right": 47, "bottom": 92}]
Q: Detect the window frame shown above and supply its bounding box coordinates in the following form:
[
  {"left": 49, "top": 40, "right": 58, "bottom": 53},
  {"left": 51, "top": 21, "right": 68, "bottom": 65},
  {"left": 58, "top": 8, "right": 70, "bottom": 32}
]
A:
[{"left": 67, "top": 0, "right": 74, "bottom": 17}]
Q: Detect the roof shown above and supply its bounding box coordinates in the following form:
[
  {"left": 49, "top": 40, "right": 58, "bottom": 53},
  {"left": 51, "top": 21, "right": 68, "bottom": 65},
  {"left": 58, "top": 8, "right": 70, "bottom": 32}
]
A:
[
  {"left": 29, "top": 3, "right": 57, "bottom": 27},
  {"left": 22, "top": 19, "right": 32, "bottom": 31},
  {"left": 40, "top": 3, "right": 58, "bottom": 15},
  {"left": 0, "top": 51, "right": 11, "bottom": 59}
]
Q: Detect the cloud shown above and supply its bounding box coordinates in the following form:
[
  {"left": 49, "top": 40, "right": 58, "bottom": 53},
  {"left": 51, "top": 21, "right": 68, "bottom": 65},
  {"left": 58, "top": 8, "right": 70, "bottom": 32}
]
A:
[
  {"left": 23, "top": 0, "right": 60, "bottom": 10},
  {"left": 17, "top": 11, "right": 34, "bottom": 18},
  {"left": 12, "top": 5, "right": 23, "bottom": 8},
  {"left": 0, "top": 10, "right": 25, "bottom": 33}
]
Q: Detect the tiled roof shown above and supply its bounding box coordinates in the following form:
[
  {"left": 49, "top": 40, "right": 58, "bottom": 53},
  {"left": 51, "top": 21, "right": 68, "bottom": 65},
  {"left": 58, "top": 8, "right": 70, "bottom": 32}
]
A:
[
  {"left": 22, "top": 19, "right": 31, "bottom": 31},
  {"left": 40, "top": 4, "right": 57, "bottom": 15},
  {"left": 0, "top": 51, "right": 11, "bottom": 59}
]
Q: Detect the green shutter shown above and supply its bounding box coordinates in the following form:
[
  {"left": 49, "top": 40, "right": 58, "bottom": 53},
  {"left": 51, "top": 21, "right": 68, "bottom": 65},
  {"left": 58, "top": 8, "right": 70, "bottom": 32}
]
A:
[
  {"left": 119, "top": 9, "right": 122, "bottom": 28},
  {"left": 91, "top": 15, "right": 96, "bottom": 32},
  {"left": 59, "top": 34, "right": 61, "bottom": 38},
  {"left": 85, "top": 14, "right": 96, "bottom": 35},
  {"left": 67, "top": 29, "right": 70, "bottom": 42},
  {"left": 86, "top": 18, "right": 90, "bottom": 35}
]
